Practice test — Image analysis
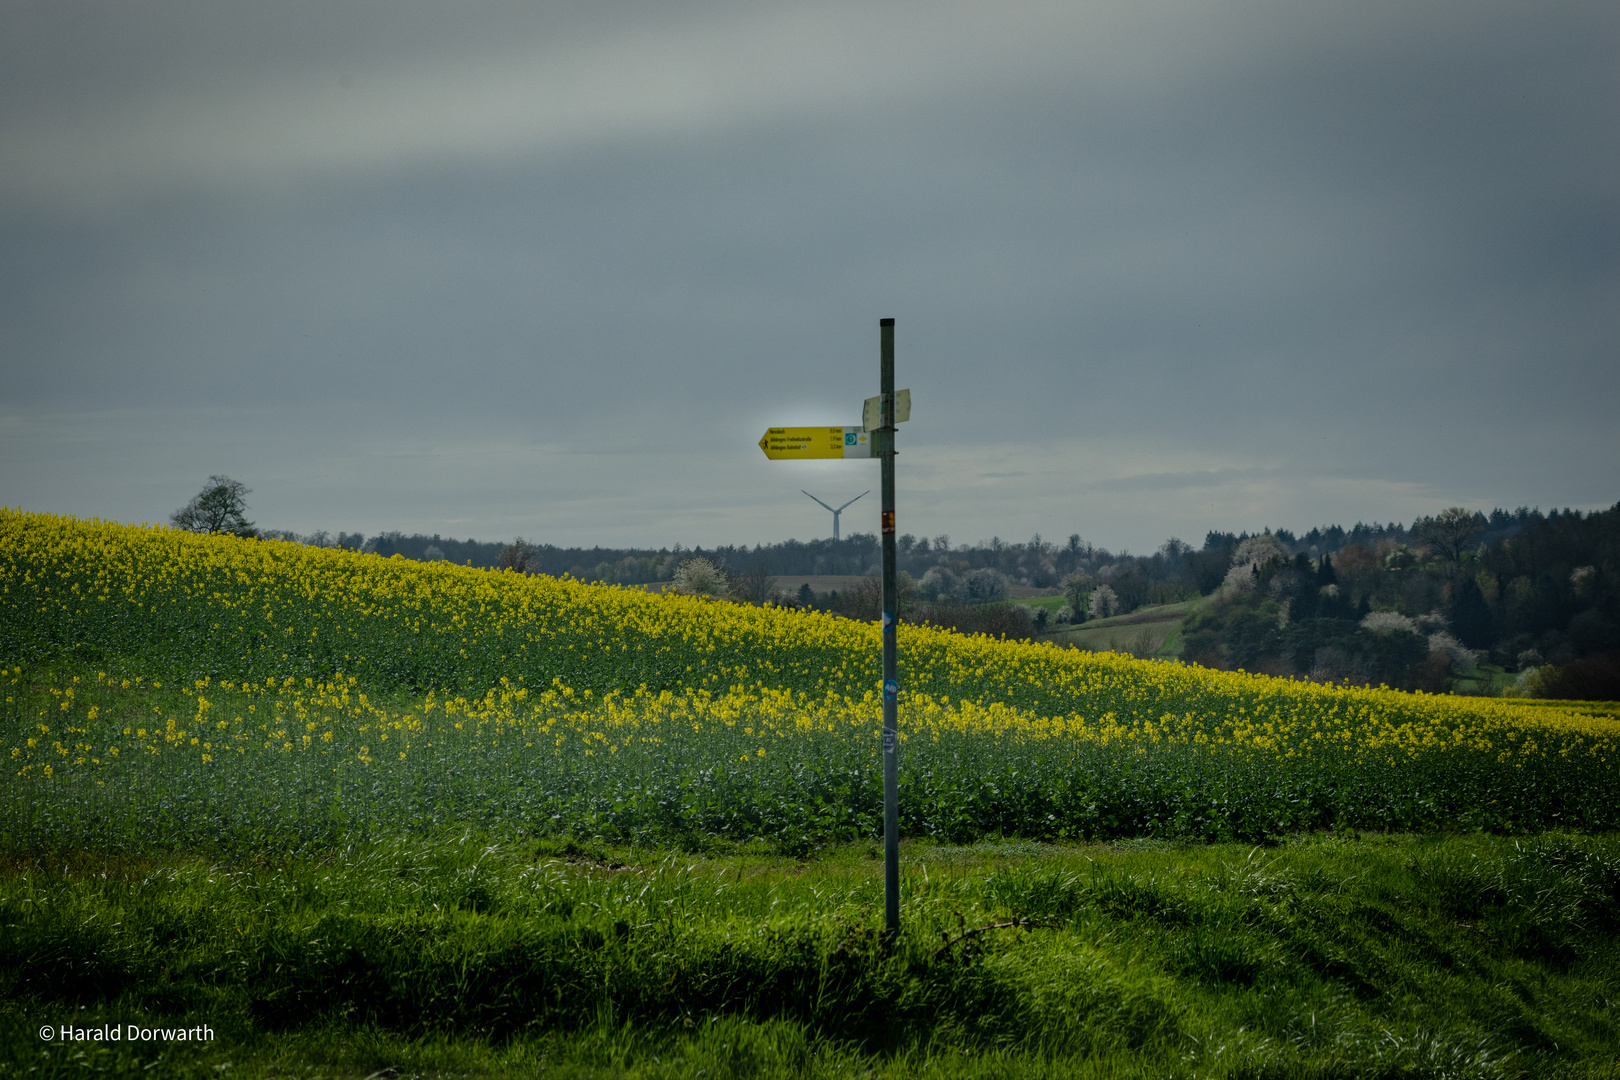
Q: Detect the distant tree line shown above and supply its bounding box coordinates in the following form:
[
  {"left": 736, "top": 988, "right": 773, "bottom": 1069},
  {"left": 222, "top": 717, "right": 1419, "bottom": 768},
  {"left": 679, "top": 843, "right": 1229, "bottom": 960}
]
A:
[
  {"left": 1179, "top": 506, "right": 1620, "bottom": 698},
  {"left": 171, "top": 476, "right": 1615, "bottom": 696}
]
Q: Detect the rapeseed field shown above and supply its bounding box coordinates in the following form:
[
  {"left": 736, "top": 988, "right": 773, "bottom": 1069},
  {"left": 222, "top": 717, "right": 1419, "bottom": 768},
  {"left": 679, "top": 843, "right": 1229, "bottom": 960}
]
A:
[
  {"left": 4, "top": 509, "right": 1618, "bottom": 851},
  {"left": 8, "top": 511, "right": 1620, "bottom": 1079}
]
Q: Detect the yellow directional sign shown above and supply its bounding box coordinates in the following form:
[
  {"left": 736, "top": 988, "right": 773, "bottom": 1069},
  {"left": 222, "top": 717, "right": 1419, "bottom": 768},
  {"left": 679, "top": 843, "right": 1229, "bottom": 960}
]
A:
[{"left": 758, "top": 426, "right": 873, "bottom": 459}]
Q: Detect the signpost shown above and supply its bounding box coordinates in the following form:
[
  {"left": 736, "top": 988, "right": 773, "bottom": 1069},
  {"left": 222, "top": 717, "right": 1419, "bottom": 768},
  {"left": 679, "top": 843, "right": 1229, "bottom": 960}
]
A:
[
  {"left": 758, "top": 319, "right": 909, "bottom": 939},
  {"left": 876, "top": 319, "right": 900, "bottom": 940}
]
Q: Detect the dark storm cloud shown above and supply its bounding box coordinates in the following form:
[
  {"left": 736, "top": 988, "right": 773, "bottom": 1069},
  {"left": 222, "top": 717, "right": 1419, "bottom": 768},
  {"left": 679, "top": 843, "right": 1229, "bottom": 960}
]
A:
[{"left": 1, "top": 0, "right": 1614, "bottom": 548}]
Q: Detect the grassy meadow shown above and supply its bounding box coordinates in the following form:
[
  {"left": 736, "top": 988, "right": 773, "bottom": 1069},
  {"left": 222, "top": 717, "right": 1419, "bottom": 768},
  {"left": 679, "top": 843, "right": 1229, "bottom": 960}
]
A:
[
  {"left": 5, "top": 831, "right": 1620, "bottom": 1078},
  {"left": 1034, "top": 602, "right": 1195, "bottom": 659},
  {"left": 5, "top": 509, "right": 1620, "bottom": 1077}
]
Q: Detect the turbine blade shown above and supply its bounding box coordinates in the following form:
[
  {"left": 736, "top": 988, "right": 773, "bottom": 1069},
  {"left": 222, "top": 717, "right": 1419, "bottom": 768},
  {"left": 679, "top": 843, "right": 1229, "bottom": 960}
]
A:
[{"left": 835, "top": 491, "right": 870, "bottom": 513}]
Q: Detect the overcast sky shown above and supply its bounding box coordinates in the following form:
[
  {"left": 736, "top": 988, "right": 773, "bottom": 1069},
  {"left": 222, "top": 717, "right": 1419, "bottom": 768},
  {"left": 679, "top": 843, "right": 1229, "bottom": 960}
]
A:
[{"left": 3, "top": 0, "right": 1615, "bottom": 553}]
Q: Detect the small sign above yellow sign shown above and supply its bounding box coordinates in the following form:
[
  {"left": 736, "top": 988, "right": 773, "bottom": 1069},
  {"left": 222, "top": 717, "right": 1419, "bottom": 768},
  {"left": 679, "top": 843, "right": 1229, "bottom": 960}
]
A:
[
  {"left": 758, "top": 427, "right": 873, "bottom": 459},
  {"left": 862, "top": 388, "right": 911, "bottom": 432}
]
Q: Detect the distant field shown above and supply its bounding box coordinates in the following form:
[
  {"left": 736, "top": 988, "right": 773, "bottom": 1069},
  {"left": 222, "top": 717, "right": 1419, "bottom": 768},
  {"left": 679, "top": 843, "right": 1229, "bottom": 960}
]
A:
[
  {"left": 1035, "top": 600, "right": 1196, "bottom": 657},
  {"left": 994, "top": 583, "right": 1065, "bottom": 599},
  {"left": 636, "top": 575, "right": 1062, "bottom": 599},
  {"left": 767, "top": 574, "right": 869, "bottom": 594},
  {"left": 1452, "top": 663, "right": 1524, "bottom": 697},
  {"left": 632, "top": 576, "right": 869, "bottom": 596},
  {"left": 771, "top": 576, "right": 1058, "bottom": 599}
]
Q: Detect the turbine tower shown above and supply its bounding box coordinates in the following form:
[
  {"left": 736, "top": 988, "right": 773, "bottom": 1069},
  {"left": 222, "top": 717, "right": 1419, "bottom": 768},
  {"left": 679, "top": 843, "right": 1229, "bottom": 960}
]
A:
[{"left": 802, "top": 490, "right": 869, "bottom": 541}]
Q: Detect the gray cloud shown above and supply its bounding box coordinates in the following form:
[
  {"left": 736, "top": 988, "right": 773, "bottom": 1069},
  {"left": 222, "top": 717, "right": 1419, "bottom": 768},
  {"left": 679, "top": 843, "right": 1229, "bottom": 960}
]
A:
[
  {"left": 2, "top": 0, "right": 1615, "bottom": 551},
  {"left": 0, "top": 1, "right": 1221, "bottom": 214},
  {"left": 1089, "top": 470, "right": 1275, "bottom": 494}
]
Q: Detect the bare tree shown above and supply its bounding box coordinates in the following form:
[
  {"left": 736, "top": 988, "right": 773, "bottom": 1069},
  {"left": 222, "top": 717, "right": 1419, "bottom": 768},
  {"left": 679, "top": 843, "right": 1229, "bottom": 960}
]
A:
[
  {"left": 735, "top": 561, "right": 773, "bottom": 605},
  {"left": 1414, "top": 507, "right": 1482, "bottom": 562},
  {"left": 839, "top": 571, "right": 918, "bottom": 621},
  {"left": 499, "top": 538, "right": 539, "bottom": 574},
  {"left": 170, "top": 475, "right": 255, "bottom": 536},
  {"left": 841, "top": 576, "right": 883, "bottom": 621}
]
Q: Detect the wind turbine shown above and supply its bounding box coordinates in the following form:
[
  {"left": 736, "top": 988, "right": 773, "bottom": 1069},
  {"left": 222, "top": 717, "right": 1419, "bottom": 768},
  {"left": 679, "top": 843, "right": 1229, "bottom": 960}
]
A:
[{"left": 803, "top": 490, "right": 869, "bottom": 541}]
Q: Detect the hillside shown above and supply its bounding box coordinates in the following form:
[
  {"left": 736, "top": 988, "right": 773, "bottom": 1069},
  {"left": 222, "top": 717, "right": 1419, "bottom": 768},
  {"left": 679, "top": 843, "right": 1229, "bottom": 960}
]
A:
[
  {"left": 6, "top": 510, "right": 1619, "bottom": 851},
  {"left": 7, "top": 510, "right": 1620, "bottom": 1077}
]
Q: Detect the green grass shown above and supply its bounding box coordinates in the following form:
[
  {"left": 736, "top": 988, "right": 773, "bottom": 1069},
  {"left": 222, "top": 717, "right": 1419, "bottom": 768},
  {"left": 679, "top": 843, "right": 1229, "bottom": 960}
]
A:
[
  {"left": 1452, "top": 664, "right": 1522, "bottom": 697},
  {"left": 4, "top": 831, "right": 1620, "bottom": 1078},
  {"left": 1037, "top": 601, "right": 1198, "bottom": 658},
  {"left": 1083, "top": 601, "right": 1200, "bottom": 627}
]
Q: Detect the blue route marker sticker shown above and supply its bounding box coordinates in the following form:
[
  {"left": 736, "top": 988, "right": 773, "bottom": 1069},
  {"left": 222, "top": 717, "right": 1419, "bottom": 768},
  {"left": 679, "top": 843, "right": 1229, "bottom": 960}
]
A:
[
  {"left": 882, "top": 611, "right": 895, "bottom": 630},
  {"left": 883, "top": 677, "right": 899, "bottom": 698}
]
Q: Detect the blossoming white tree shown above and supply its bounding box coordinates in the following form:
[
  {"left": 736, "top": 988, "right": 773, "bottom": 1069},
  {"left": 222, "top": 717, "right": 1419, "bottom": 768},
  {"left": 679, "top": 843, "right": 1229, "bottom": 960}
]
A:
[{"left": 672, "top": 557, "right": 731, "bottom": 598}]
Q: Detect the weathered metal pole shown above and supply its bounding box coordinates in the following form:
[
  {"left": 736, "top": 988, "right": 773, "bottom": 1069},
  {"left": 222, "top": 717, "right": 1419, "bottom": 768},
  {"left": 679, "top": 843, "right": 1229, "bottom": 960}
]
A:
[{"left": 879, "top": 317, "right": 899, "bottom": 937}]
